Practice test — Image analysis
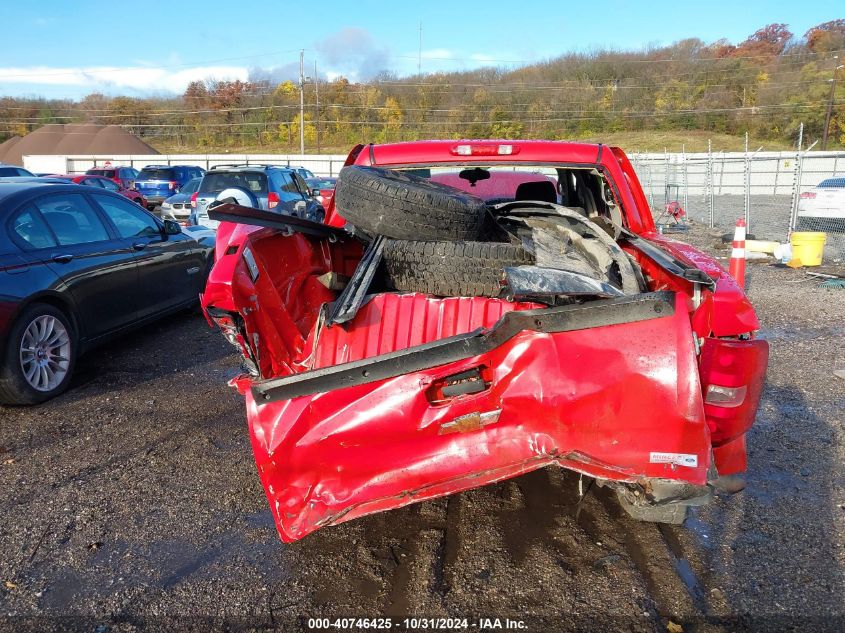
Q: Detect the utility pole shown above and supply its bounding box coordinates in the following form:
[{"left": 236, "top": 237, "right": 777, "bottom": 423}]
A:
[
  {"left": 299, "top": 50, "right": 305, "bottom": 155},
  {"left": 314, "top": 60, "right": 320, "bottom": 153},
  {"left": 822, "top": 59, "right": 843, "bottom": 151},
  {"left": 418, "top": 22, "right": 422, "bottom": 75}
]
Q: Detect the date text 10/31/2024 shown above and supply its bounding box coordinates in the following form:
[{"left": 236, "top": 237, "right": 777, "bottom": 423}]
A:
[{"left": 306, "top": 618, "right": 527, "bottom": 630}]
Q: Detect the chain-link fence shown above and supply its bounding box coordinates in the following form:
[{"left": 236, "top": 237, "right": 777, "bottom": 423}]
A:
[
  {"left": 630, "top": 147, "right": 845, "bottom": 260},
  {"left": 22, "top": 143, "right": 845, "bottom": 260}
]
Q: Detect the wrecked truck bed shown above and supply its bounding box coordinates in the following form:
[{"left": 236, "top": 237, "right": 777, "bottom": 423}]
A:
[{"left": 201, "top": 141, "right": 768, "bottom": 542}]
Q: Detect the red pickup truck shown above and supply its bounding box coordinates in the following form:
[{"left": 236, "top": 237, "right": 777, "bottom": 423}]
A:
[{"left": 201, "top": 140, "right": 768, "bottom": 542}]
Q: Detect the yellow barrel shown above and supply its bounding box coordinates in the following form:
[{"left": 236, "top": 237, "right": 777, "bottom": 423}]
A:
[{"left": 790, "top": 232, "right": 827, "bottom": 267}]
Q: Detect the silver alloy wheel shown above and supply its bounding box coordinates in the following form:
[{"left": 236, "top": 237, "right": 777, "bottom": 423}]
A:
[{"left": 19, "top": 315, "right": 71, "bottom": 392}]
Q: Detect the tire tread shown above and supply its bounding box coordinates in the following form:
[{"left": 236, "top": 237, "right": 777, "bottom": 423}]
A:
[{"left": 382, "top": 239, "right": 533, "bottom": 297}]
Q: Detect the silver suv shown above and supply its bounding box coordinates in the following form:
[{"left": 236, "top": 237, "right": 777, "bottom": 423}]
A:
[{"left": 191, "top": 165, "right": 324, "bottom": 229}]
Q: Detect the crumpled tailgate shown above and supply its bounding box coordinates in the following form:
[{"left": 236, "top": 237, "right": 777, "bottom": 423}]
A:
[{"left": 243, "top": 291, "right": 709, "bottom": 542}]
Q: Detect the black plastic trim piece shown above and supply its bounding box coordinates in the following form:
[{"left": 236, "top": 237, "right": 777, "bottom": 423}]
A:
[
  {"left": 206, "top": 203, "right": 347, "bottom": 240},
  {"left": 622, "top": 231, "right": 716, "bottom": 291},
  {"left": 252, "top": 291, "right": 676, "bottom": 402},
  {"left": 326, "top": 236, "right": 384, "bottom": 326}
]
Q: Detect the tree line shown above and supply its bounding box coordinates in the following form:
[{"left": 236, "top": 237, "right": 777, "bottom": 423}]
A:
[{"left": 1, "top": 21, "right": 844, "bottom": 152}]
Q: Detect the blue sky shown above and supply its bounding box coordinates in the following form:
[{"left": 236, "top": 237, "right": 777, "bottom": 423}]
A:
[{"left": 0, "top": 0, "right": 842, "bottom": 99}]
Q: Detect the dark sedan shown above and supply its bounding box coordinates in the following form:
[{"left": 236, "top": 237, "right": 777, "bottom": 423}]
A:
[{"left": 0, "top": 181, "right": 213, "bottom": 405}]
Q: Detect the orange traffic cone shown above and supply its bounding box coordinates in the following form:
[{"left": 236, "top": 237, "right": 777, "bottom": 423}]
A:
[{"left": 728, "top": 218, "right": 746, "bottom": 288}]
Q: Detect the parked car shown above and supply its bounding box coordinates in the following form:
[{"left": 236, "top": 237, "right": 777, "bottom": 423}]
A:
[
  {"left": 134, "top": 165, "right": 205, "bottom": 211},
  {"left": 44, "top": 174, "right": 147, "bottom": 208},
  {"left": 160, "top": 177, "right": 201, "bottom": 225},
  {"left": 191, "top": 165, "right": 324, "bottom": 229},
  {"left": 0, "top": 164, "right": 36, "bottom": 177},
  {"left": 797, "top": 176, "right": 845, "bottom": 231},
  {"left": 305, "top": 176, "right": 337, "bottom": 208},
  {"left": 0, "top": 181, "right": 213, "bottom": 405},
  {"left": 201, "top": 140, "right": 769, "bottom": 542},
  {"left": 85, "top": 165, "right": 139, "bottom": 190}
]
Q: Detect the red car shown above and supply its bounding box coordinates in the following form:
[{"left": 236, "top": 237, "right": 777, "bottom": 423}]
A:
[
  {"left": 201, "top": 140, "right": 768, "bottom": 542},
  {"left": 85, "top": 164, "right": 139, "bottom": 190},
  {"left": 47, "top": 174, "right": 147, "bottom": 207}
]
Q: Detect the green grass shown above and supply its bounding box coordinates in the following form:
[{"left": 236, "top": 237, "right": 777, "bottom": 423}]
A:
[{"left": 569, "top": 130, "right": 795, "bottom": 153}]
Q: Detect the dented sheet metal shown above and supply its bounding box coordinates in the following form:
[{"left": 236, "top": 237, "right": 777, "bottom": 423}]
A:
[
  {"left": 244, "top": 291, "right": 709, "bottom": 542},
  {"left": 252, "top": 291, "right": 674, "bottom": 402}
]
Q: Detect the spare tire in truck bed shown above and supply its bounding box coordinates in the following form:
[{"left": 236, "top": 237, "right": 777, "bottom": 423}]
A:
[
  {"left": 334, "top": 166, "right": 488, "bottom": 241},
  {"left": 382, "top": 239, "right": 534, "bottom": 298}
]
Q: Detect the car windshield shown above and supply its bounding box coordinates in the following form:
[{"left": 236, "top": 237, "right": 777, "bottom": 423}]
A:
[
  {"left": 138, "top": 168, "right": 175, "bottom": 180},
  {"left": 180, "top": 178, "right": 201, "bottom": 195},
  {"left": 817, "top": 178, "right": 845, "bottom": 188},
  {"left": 201, "top": 171, "right": 268, "bottom": 195}
]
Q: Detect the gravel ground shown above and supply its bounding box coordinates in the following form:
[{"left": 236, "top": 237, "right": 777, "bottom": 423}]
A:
[{"left": 1, "top": 225, "right": 843, "bottom": 632}]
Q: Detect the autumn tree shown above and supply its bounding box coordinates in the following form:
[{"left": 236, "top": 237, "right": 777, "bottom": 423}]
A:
[
  {"left": 733, "top": 23, "right": 793, "bottom": 60},
  {"left": 805, "top": 20, "right": 845, "bottom": 53}
]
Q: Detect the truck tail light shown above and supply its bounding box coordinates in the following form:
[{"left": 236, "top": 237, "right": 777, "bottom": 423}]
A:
[
  {"left": 705, "top": 384, "right": 747, "bottom": 408},
  {"left": 800, "top": 192, "right": 816, "bottom": 199},
  {"left": 268, "top": 192, "right": 280, "bottom": 209},
  {"left": 450, "top": 144, "right": 519, "bottom": 156},
  {"left": 699, "top": 337, "right": 768, "bottom": 446},
  {"left": 190, "top": 192, "right": 198, "bottom": 208}
]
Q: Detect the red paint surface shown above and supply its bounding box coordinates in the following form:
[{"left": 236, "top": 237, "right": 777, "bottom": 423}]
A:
[{"left": 313, "top": 294, "right": 539, "bottom": 368}]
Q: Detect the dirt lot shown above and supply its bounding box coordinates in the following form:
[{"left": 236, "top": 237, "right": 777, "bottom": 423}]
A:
[{"left": 1, "top": 223, "right": 843, "bottom": 632}]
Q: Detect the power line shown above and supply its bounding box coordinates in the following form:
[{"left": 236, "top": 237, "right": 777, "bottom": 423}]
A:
[
  {"left": 0, "top": 82, "right": 831, "bottom": 123},
  {"left": 0, "top": 76, "right": 825, "bottom": 115},
  {"left": 0, "top": 100, "right": 834, "bottom": 131}
]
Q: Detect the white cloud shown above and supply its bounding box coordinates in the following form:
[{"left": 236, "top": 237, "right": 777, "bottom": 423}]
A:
[{"left": 0, "top": 65, "right": 250, "bottom": 93}]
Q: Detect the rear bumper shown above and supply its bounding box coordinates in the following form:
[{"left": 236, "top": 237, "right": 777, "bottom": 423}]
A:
[{"left": 238, "top": 291, "right": 716, "bottom": 542}]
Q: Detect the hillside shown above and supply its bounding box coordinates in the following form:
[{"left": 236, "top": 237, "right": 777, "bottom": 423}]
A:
[{"left": 1, "top": 21, "right": 843, "bottom": 154}]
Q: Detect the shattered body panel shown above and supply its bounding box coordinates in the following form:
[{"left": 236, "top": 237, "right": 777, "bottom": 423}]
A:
[
  {"left": 243, "top": 291, "right": 709, "bottom": 541},
  {"left": 202, "top": 140, "right": 769, "bottom": 542}
]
